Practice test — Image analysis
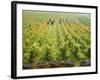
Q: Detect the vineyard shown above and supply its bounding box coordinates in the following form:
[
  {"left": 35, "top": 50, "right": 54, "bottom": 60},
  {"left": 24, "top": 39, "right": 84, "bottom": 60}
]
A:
[{"left": 22, "top": 10, "right": 91, "bottom": 69}]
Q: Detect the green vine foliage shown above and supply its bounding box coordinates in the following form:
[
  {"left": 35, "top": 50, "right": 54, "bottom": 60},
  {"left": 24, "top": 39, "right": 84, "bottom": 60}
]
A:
[{"left": 23, "top": 11, "right": 91, "bottom": 67}]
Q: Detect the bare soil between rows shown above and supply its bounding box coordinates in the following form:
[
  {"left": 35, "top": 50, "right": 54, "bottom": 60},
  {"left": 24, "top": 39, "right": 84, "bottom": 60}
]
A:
[{"left": 23, "top": 60, "right": 90, "bottom": 69}]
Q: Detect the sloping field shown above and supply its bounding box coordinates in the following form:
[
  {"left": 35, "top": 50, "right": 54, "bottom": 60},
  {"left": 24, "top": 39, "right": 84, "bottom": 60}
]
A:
[{"left": 22, "top": 10, "right": 91, "bottom": 69}]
